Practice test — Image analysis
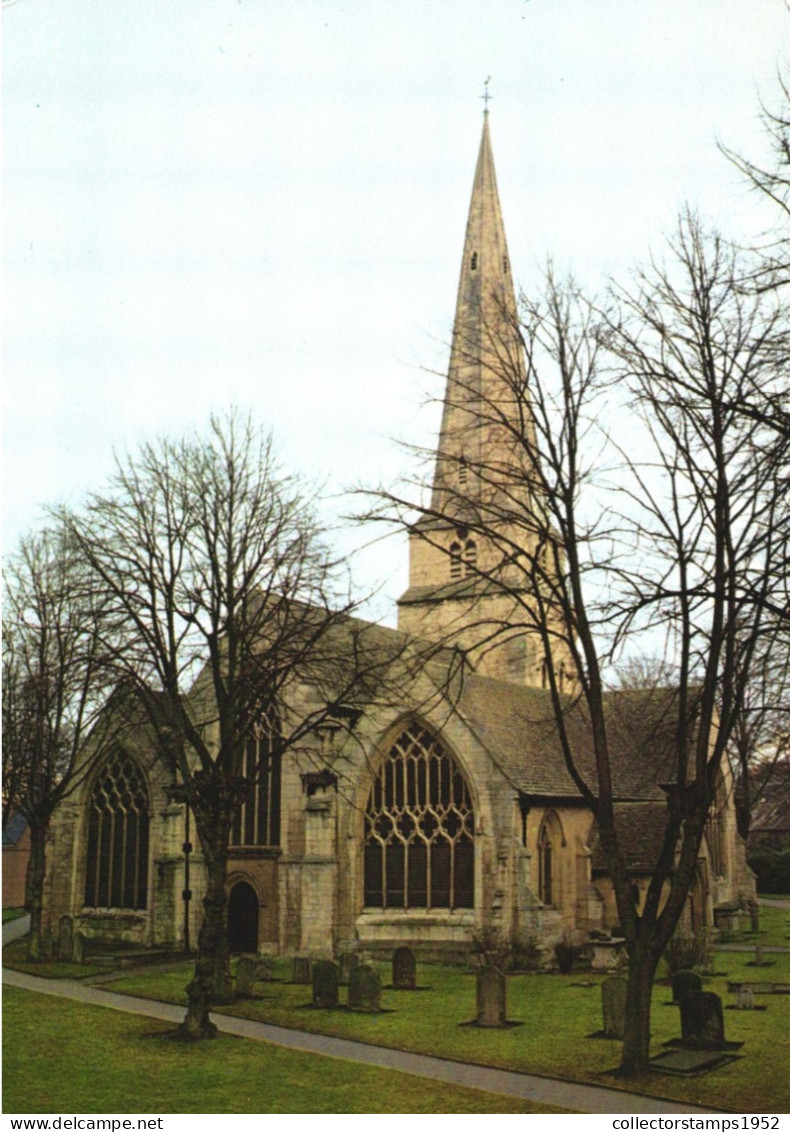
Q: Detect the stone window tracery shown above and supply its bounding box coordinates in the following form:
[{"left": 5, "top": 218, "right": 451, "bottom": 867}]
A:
[
  {"left": 230, "top": 714, "right": 281, "bottom": 847},
  {"left": 363, "top": 723, "right": 474, "bottom": 910},
  {"left": 84, "top": 752, "right": 149, "bottom": 910}
]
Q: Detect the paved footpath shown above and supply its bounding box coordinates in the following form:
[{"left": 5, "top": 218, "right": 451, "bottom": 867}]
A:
[{"left": 3, "top": 964, "right": 723, "bottom": 1116}]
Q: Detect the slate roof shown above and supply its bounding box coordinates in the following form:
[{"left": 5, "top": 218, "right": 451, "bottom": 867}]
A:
[
  {"left": 588, "top": 803, "right": 670, "bottom": 873},
  {"left": 451, "top": 671, "right": 687, "bottom": 802}
]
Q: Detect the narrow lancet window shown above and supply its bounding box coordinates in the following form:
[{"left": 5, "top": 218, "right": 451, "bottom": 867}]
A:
[{"left": 449, "top": 540, "right": 463, "bottom": 580}]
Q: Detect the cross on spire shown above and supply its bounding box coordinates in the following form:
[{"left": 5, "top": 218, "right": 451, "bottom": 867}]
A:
[{"left": 481, "top": 76, "right": 492, "bottom": 113}]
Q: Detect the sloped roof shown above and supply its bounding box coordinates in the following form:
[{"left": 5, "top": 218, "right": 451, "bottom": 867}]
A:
[
  {"left": 588, "top": 803, "right": 670, "bottom": 873},
  {"left": 451, "top": 671, "right": 686, "bottom": 801},
  {"left": 750, "top": 761, "right": 790, "bottom": 835}
]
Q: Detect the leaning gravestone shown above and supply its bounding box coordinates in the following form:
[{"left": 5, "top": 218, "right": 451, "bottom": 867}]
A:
[
  {"left": 601, "top": 976, "right": 627, "bottom": 1039},
  {"left": 348, "top": 964, "right": 382, "bottom": 1013},
  {"left": 337, "top": 951, "right": 359, "bottom": 987},
  {"left": 476, "top": 965, "right": 507, "bottom": 1028},
  {"left": 312, "top": 960, "right": 340, "bottom": 1008},
  {"left": 58, "top": 915, "right": 74, "bottom": 961},
  {"left": 679, "top": 990, "right": 726, "bottom": 1049},
  {"left": 672, "top": 968, "right": 703, "bottom": 1003},
  {"left": 392, "top": 946, "right": 417, "bottom": 990},
  {"left": 291, "top": 956, "right": 312, "bottom": 984}
]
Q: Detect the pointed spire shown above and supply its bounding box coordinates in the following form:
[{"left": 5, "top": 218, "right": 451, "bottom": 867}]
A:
[{"left": 430, "top": 110, "right": 525, "bottom": 515}]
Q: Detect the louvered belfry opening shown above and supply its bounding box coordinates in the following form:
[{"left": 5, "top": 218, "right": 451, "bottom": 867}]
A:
[
  {"left": 84, "top": 752, "right": 150, "bottom": 910},
  {"left": 363, "top": 723, "right": 474, "bottom": 910}
]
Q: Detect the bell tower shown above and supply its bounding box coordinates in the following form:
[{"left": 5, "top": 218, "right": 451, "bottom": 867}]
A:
[{"left": 397, "top": 110, "right": 563, "bottom": 687}]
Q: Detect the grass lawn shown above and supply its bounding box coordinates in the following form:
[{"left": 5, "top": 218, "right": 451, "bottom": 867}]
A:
[
  {"left": 102, "top": 909, "right": 790, "bottom": 1115},
  {"left": 2, "top": 986, "right": 567, "bottom": 1114},
  {"left": 2, "top": 908, "right": 27, "bottom": 924},
  {"left": 5, "top": 903, "right": 788, "bottom": 1114},
  {"left": 2, "top": 936, "right": 92, "bottom": 979}
]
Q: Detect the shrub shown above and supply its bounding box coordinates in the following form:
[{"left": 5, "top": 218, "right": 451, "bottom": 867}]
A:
[
  {"left": 510, "top": 932, "right": 542, "bottom": 972},
  {"left": 553, "top": 932, "right": 581, "bottom": 973},
  {"left": 468, "top": 925, "right": 511, "bottom": 970},
  {"left": 663, "top": 932, "right": 706, "bottom": 975},
  {"left": 747, "top": 848, "right": 790, "bottom": 895}
]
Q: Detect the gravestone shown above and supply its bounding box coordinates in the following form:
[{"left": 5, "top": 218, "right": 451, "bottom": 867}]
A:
[
  {"left": 735, "top": 986, "right": 755, "bottom": 1010},
  {"left": 392, "top": 946, "right": 417, "bottom": 990},
  {"left": 672, "top": 968, "right": 702, "bottom": 1003},
  {"left": 749, "top": 904, "right": 760, "bottom": 935},
  {"left": 348, "top": 964, "right": 382, "bottom": 1013},
  {"left": 754, "top": 944, "right": 765, "bottom": 967},
  {"left": 338, "top": 951, "right": 359, "bottom": 987},
  {"left": 72, "top": 932, "right": 84, "bottom": 964},
  {"left": 601, "top": 976, "right": 627, "bottom": 1039},
  {"left": 679, "top": 991, "right": 726, "bottom": 1049},
  {"left": 291, "top": 956, "right": 312, "bottom": 984},
  {"left": 476, "top": 965, "right": 507, "bottom": 1028},
  {"left": 312, "top": 960, "right": 340, "bottom": 1008},
  {"left": 58, "top": 915, "right": 74, "bottom": 961},
  {"left": 236, "top": 956, "right": 258, "bottom": 998}
]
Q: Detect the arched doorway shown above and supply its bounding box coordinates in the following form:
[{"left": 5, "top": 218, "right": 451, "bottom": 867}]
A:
[{"left": 227, "top": 881, "right": 259, "bottom": 953}]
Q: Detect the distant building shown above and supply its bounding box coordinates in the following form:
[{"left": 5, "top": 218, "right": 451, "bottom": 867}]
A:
[
  {"left": 3, "top": 813, "right": 30, "bottom": 909},
  {"left": 749, "top": 760, "right": 790, "bottom": 853},
  {"left": 41, "top": 112, "right": 753, "bottom": 959}
]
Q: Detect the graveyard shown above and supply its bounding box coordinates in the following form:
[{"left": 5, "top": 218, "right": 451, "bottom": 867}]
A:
[{"left": 6, "top": 903, "right": 787, "bottom": 1113}]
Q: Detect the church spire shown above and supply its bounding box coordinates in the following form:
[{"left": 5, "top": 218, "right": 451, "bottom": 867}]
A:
[
  {"left": 398, "top": 109, "right": 548, "bottom": 686},
  {"left": 431, "top": 110, "right": 526, "bottom": 516}
]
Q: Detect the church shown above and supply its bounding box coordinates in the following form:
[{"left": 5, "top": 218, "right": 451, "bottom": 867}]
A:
[{"left": 41, "top": 113, "right": 753, "bottom": 963}]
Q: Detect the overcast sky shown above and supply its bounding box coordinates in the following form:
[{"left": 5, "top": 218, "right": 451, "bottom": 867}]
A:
[{"left": 4, "top": 0, "right": 788, "bottom": 622}]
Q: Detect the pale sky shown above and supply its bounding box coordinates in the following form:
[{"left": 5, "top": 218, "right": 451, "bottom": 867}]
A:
[{"left": 4, "top": 0, "right": 788, "bottom": 623}]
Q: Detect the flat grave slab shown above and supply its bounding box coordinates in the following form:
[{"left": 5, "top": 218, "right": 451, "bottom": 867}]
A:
[{"left": 650, "top": 1048, "right": 743, "bottom": 1077}]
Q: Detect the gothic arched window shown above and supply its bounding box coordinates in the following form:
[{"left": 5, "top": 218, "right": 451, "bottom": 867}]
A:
[
  {"left": 84, "top": 752, "right": 149, "bottom": 910},
  {"left": 537, "top": 811, "right": 563, "bottom": 907},
  {"left": 449, "top": 540, "right": 463, "bottom": 580},
  {"left": 449, "top": 536, "right": 476, "bottom": 581},
  {"left": 363, "top": 723, "right": 474, "bottom": 910},
  {"left": 230, "top": 714, "right": 282, "bottom": 847}
]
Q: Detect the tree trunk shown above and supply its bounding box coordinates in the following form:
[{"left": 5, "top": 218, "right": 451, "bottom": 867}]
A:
[
  {"left": 618, "top": 944, "right": 661, "bottom": 1075},
  {"left": 26, "top": 823, "right": 48, "bottom": 962},
  {"left": 179, "top": 841, "right": 231, "bottom": 1040}
]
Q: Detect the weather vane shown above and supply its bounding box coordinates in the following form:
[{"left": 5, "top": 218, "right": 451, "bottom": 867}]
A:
[{"left": 481, "top": 76, "right": 492, "bottom": 112}]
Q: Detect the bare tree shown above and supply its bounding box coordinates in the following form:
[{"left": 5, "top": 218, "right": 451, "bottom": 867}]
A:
[
  {"left": 59, "top": 411, "right": 392, "bottom": 1039},
  {"left": 371, "top": 213, "right": 789, "bottom": 1074},
  {"left": 721, "top": 69, "right": 790, "bottom": 294},
  {"left": 729, "top": 629, "right": 790, "bottom": 841},
  {"left": 2, "top": 528, "right": 115, "bottom": 959}
]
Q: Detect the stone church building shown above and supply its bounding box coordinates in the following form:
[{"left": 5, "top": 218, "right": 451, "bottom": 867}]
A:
[{"left": 42, "top": 114, "right": 753, "bottom": 962}]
